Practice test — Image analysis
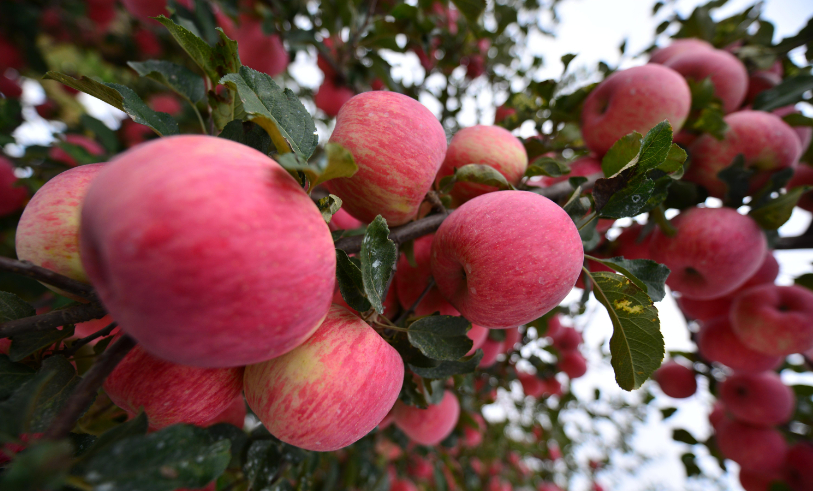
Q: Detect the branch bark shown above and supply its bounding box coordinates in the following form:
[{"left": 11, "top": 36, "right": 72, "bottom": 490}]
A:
[
  {"left": 0, "top": 256, "right": 97, "bottom": 301},
  {"left": 44, "top": 334, "right": 136, "bottom": 440},
  {"left": 0, "top": 303, "right": 107, "bottom": 338},
  {"left": 527, "top": 171, "right": 603, "bottom": 201},
  {"left": 62, "top": 322, "right": 118, "bottom": 357},
  {"left": 775, "top": 222, "right": 813, "bottom": 250}
]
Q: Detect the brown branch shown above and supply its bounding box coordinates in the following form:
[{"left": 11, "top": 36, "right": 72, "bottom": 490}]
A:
[
  {"left": 43, "top": 334, "right": 136, "bottom": 440},
  {"left": 0, "top": 256, "right": 97, "bottom": 301},
  {"left": 0, "top": 303, "right": 107, "bottom": 338},
  {"left": 335, "top": 213, "right": 447, "bottom": 254},
  {"left": 527, "top": 171, "right": 603, "bottom": 202},
  {"left": 62, "top": 322, "right": 118, "bottom": 357},
  {"left": 775, "top": 222, "right": 813, "bottom": 250}
]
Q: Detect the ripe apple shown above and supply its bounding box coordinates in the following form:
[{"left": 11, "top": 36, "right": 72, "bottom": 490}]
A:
[
  {"left": 462, "top": 413, "right": 486, "bottom": 447},
  {"left": 696, "top": 317, "right": 783, "bottom": 373},
  {"left": 502, "top": 326, "right": 522, "bottom": 353},
  {"left": 328, "top": 208, "right": 363, "bottom": 230},
  {"left": 653, "top": 360, "right": 697, "bottom": 398},
  {"left": 0, "top": 75, "right": 22, "bottom": 99},
  {"left": 581, "top": 64, "right": 691, "bottom": 156},
  {"left": 148, "top": 93, "right": 183, "bottom": 116},
  {"left": 558, "top": 350, "right": 587, "bottom": 379},
  {"left": 715, "top": 418, "right": 787, "bottom": 473},
  {"left": 436, "top": 125, "right": 528, "bottom": 206},
  {"left": 244, "top": 305, "right": 403, "bottom": 451},
  {"left": 315, "top": 79, "right": 355, "bottom": 118},
  {"left": 316, "top": 36, "right": 340, "bottom": 78},
  {"left": 649, "top": 207, "right": 767, "bottom": 300},
  {"left": 80, "top": 135, "right": 335, "bottom": 367},
  {"left": 122, "top": 0, "right": 193, "bottom": 23},
  {"left": 0, "top": 34, "right": 23, "bottom": 71},
  {"left": 324, "top": 91, "right": 447, "bottom": 226},
  {"left": 120, "top": 120, "right": 154, "bottom": 148},
  {"left": 773, "top": 105, "right": 812, "bottom": 150},
  {"left": 133, "top": 28, "right": 162, "bottom": 59},
  {"left": 719, "top": 371, "right": 794, "bottom": 426},
  {"left": 494, "top": 105, "right": 516, "bottom": 124},
  {"left": 538, "top": 483, "right": 563, "bottom": 491},
  {"left": 730, "top": 284, "right": 813, "bottom": 356},
  {"left": 395, "top": 235, "right": 459, "bottom": 316},
  {"left": 15, "top": 164, "right": 104, "bottom": 297},
  {"left": 478, "top": 338, "right": 504, "bottom": 368},
  {"left": 784, "top": 443, "right": 813, "bottom": 491},
  {"left": 467, "top": 324, "right": 488, "bottom": 356},
  {"left": 551, "top": 327, "right": 582, "bottom": 352},
  {"left": 430, "top": 191, "right": 583, "bottom": 328},
  {"left": 0, "top": 156, "right": 28, "bottom": 216},
  {"left": 709, "top": 400, "right": 726, "bottom": 429},
  {"left": 487, "top": 476, "right": 511, "bottom": 491},
  {"left": 518, "top": 372, "right": 547, "bottom": 398},
  {"left": 393, "top": 390, "right": 460, "bottom": 446},
  {"left": 609, "top": 224, "right": 652, "bottom": 260},
  {"left": 202, "top": 395, "right": 246, "bottom": 428},
  {"left": 684, "top": 110, "right": 802, "bottom": 198},
  {"left": 48, "top": 134, "right": 105, "bottom": 167},
  {"left": 738, "top": 469, "right": 783, "bottom": 491},
  {"left": 231, "top": 18, "right": 288, "bottom": 78},
  {"left": 745, "top": 71, "right": 781, "bottom": 105},
  {"left": 649, "top": 38, "right": 713, "bottom": 64},
  {"left": 543, "top": 315, "right": 563, "bottom": 339},
  {"left": 407, "top": 454, "right": 434, "bottom": 481},
  {"left": 664, "top": 48, "right": 748, "bottom": 113},
  {"left": 104, "top": 343, "right": 244, "bottom": 430},
  {"left": 86, "top": 0, "right": 117, "bottom": 30}
]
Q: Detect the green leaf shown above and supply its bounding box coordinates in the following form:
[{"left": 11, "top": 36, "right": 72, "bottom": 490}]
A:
[
  {"left": 0, "top": 440, "right": 73, "bottom": 491},
  {"left": 601, "top": 132, "right": 642, "bottom": 177},
  {"left": 243, "top": 440, "right": 284, "bottom": 490},
  {"left": 407, "top": 316, "right": 473, "bottom": 361},
  {"left": 0, "top": 354, "right": 36, "bottom": 401},
  {"left": 524, "top": 157, "right": 571, "bottom": 178},
  {"left": 218, "top": 119, "right": 271, "bottom": 155},
  {"left": 750, "top": 186, "right": 811, "bottom": 230},
  {"left": 450, "top": 0, "right": 486, "bottom": 25},
  {"left": 55, "top": 141, "right": 104, "bottom": 166},
  {"left": 717, "top": 154, "right": 754, "bottom": 206},
  {"left": 9, "top": 325, "right": 74, "bottom": 362},
  {"left": 73, "top": 412, "right": 149, "bottom": 469},
  {"left": 317, "top": 194, "right": 343, "bottom": 224},
  {"left": 41, "top": 72, "right": 179, "bottom": 136},
  {"left": 794, "top": 273, "right": 813, "bottom": 290},
  {"left": 781, "top": 112, "right": 813, "bottom": 128},
  {"left": 661, "top": 407, "right": 677, "bottom": 419},
  {"left": 128, "top": 60, "right": 206, "bottom": 103},
  {"left": 750, "top": 167, "right": 795, "bottom": 209},
  {"left": 691, "top": 107, "right": 728, "bottom": 140},
  {"left": 0, "top": 291, "right": 35, "bottom": 322},
  {"left": 452, "top": 164, "right": 515, "bottom": 190},
  {"left": 585, "top": 256, "right": 671, "bottom": 302},
  {"left": 409, "top": 352, "right": 483, "bottom": 379},
  {"left": 753, "top": 72, "right": 813, "bottom": 112},
  {"left": 672, "top": 429, "right": 698, "bottom": 445},
  {"left": 660, "top": 144, "right": 687, "bottom": 178},
  {"left": 561, "top": 53, "right": 577, "bottom": 73},
  {"left": 221, "top": 66, "right": 319, "bottom": 160},
  {"left": 81, "top": 424, "right": 231, "bottom": 491},
  {"left": 359, "top": 216, "right": 398, "bottom": 315},
  {"left": 80, "top": 115, "right": 118, "bottom": 153},
  {"left": 398, "top": 372, "right": 428, "bottom": 408},
  {"left": 637, "top": 121, "right": 674, "bottom": 168},
  {"left": 589, "top": 272, "right": 664, "bottom": 391},
  {"left": 681, "top": 452, "right": 702, "bottom": 477},
  {"left": 316, "top": 142, "right": 359, "bottom": 187},
  {"left": 155, "top": 16, "right": 240, "bottom": 85},
  {"left": 335, "top": 250, "right": 372, "bottom": 313}
]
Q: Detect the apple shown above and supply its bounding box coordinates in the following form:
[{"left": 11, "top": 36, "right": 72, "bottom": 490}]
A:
[
  {"left": 0, "top": 34, "right": 23, "bottom": 71},
  {"left": 653, "top": 360, "right": 697, "bottom": 398},
  {"left": 122, "top": 0, "right": 192, "bottom": 23},
  {"left": 730, "top": 284, "right": 813, "bottom": 356},
  {"left": 120, "top": 120, "right": 155, "bottom": 148},
  {"left": 430, "top": 191, "right": 583, "bottom": 328},
  {"left": 773, "top": 106, "right": 812, "bottom": 150},
  {"left": 664, "top": 48, "right": 748, "bottom": 113},
  {"left": 315, "top": 79, "right": 355, "bottom": 118},
  {"left": 581, "top": 64, "right": 691, "bottom": 156},
  {"left": 558, "top": 350, "right": 587, "bottom": 379},
  {"left": 0, "top": 338, "right": 10, "bottom": 355},
  {"left": 0, "top": 75, "right": 22, "bottom": 99},
  {"left": 467, "top": 324, "right": 488, "bottom": 356},
  {"left": 104, "top": 343, "right": 244, "bottom": 430},
  {"left": 551, "top": 327, "right": 582, "bottom": 352},
  {"left": 684, "top": 111, "right": 802, "bottom": 198},
  {"left": 788, "top": 163, "right": 813, "bottom": 212},
  {"left": 719, "top": 371, "right": 794, "bottom": 426},
  {"left": 609, "top": 224, "right": 651, "bottom": 260},
  {"left": 738, "top": 469, "right": 783, "bottom": 491},
  {"left": 462, "top": 413, "right": 486, "bottom": 447},
  {"left": 518, "top": 372, "right": 547, "bottom": 398},
  {"left": 494, "top": 105, "right": 516, "bottom": 124},
  {"left": 784, "top": 443, "right": 813, "bottom": 491},
  {"left": 538, "top": 483, "right": 563, "bottom": 491},
  {"left": 649, "top": 207, "right": 767, "bottom": 300},
  {"left": 15, "top": 164, "right": 104, "bottom": 297},
  {"left": 324, "top": 91, "right": 447, "bottom": 226},
  {"left": 202, "top": 395, "right": 246, "bottom": 428},
  {"left": 745, "top": 71, "right": 781, "bottom": 105},
  {"left": 80, "top": 135, "right": 335, "bottom": 367},
  {"left": 709, "top": 400, "right": 726, "bottom": 429},
  {"left": 715, "top": 418, "right": 788, "bottom": 473},
  {"left": 0, "top": 156, "right": 28, "bottom": 216},
  {"left": 391, "top": 479, "right": 419, "bottom": 491},
  {"left": 86, "top": 0, "right": 117, "bottom": 30},
  {"left": 543, "top": 314, "right": 563, "bottom": 339},
  {"left": 74, "top": 315, "right": 118, "bottom": 342},
  {"left": 328, "top": 208, "right": 364, "bottom": 230},
  {"left": 436, "top": 125, "right": 528, "bottom": 206},
  {"left": 244, "top": 305, "right": 403, "bottom": 451},
  {"left": 478, "top": 338, "right": 504, "bottom": 368},
  {"left": 407, "top": 455, "right": 434, "bottom": 481},
  {"left": 133, "top": 28, "right": 162, "bottom": 59},
  {"left": 696, "top": 317, "right": 783, "bottom": 373},
  {"left": 487, "top": 476, "right": 511, "bottom": 491},
  {"left": 393, "top": 390, "right": 460, "bottom": 446},
  {"left": 395, "top": 235, "right": 459, "bottom": 316},
  {"left": 49, "top": 134, "right": 106, "bottom": 167},
  {"left": 649, "top": 38, "right": 713, "bottom": 64},
  {"left": 148, "top": 93, "right": 183, "bottom": 116}
]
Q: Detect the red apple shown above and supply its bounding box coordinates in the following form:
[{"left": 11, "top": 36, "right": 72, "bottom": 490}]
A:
[
  {"left": 0, "top": 156, "right": 28, "bottom": 216},
  {"left": 462, "top": 413, "right": 486, "bottom": 447},
  {"left": 784, "top": 443, "right": 813, "bottom": 491},
  {"left": 730, "top": 284, "right": 813, "bottom": 356},
  {"left": 86, "top": 0, "right": 117, "bottom": 30},
  {"left": 715, "top": 418, "right": 787, "bottom": 473},
  {"left": 649, "top": 38, "right": 713, "bottom": 64},
  {"left": 494, "top": 105, "right": 516, "bottom": 124},
  {"left": 538, "top": 483, "right": 563, "bottom": 491},
  {"left": 393, "top": 390, "right": 460, "bottom": 446},
  {"left": 148, "top": 93, "right": 183, "bottom": 116},
  {"left": 719, "top": 371, "right": 794, "bottom": 426},
  {"left": 407, "top": 455, "right": 434, "bottom": 481},
  {"left": 0, "top": 34, "right": 23, "bottom": 71},
  {"left": 664, "top": 48, "right": 748, "bottom": 113},
  {"left": 653, "top": 360, "right": 697, "bottom": 398},
  {"left": 745, "top": 71, "right": 781, "bottom": 105},
  {"left": 49, "top": 134, "right": 105, "bottom": 167},
  {"left": 395, "top": 235, "right": 459, "bottom": 316},
  {"left": 467, "top": 324, "right": 488, "bottom": 355},
  {"left": 202, "top": 395, "right": 246, "bottom": 428},
  {"left": 122, "top": 0, "right": 192, "bottom": 23},
  {"left": 230, "top": 17, "right": 288, "bottom": 78},
  {"left": 551, "top": 327, "right": 582, "bottom": 352},
  {"left": 610, "top": 224, "right": 652, "bottom": 260},
  {"left": 391, "top": 479, "right": 419, "bottom": 491},
  {"left": 315, "top": 79, "right": 355, "bottom": 118},
  {"left": 80, "top": 135, "right": 335, "bottom": 367},
  {"left": 430, "top": 191, "right": 583, "bottom": 328},
  {"left": 0, "top": 75, "right": 22, "bottom": 99},
  {"left": 709, "top": 400, "right": 726, "bottom": 429},
  {"left": 328, "top": 208, "right": 364, "bottom": 230},
  {"left": 325, "top": 91, "right": 447, "bottom": 226},
  {"left": 133, "top": 28, "right": 162, "bottom": 59},
  {"left": 558, "top": 350, "right": 587, "bottom": 378},
  {"left": 487, "top": 476, "right": 511, "bottom": 491},
  {"left": 518, "top": 372, "right": 547, "bottom": 398},
  {"left": 696, "top": 317, "right": 783, "bottom": 372},
  {"left": 244, "top": 305, "right": 403, "bottom": 451},
  {"left": 739, "top": 469, "right": 783, "bottom": 491},
  {"left": 478, "top": 338, "right": 504, "bottom": 368}
]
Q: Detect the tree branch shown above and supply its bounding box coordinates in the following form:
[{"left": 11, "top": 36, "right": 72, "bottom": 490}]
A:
[
  {"left": 775, "top": 222, "right": 813, "bottom": 250},
  {"left": 44, "top": 334, "right": 136, "bottom": 440},
  {"left": 527, "top": 171, "right": 603, "bottom": 201},
  {"left": 335, "top": 213, "right": 447, "bottom": 255},
  {"left": 62, "top": 322, "right": 118, "bottom": 357},
  {"left": 0, "top": 256, "right": 97, "bottom": 301},
  {"left": 0, "top": 303, "right": 107, "bottom": 338}
]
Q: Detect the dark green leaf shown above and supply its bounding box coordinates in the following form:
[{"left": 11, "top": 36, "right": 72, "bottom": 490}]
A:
[
  {"left": 9, "top": 325, "right": 74, "bottom": 362},
  {"left": 0, "top": 354, "right": 35, "bottom": 401},
  {"left": 409, "top": 351, "right": 483, "bottom": 379},
  {"left": 335, "top": 249, "right": 372, "bottom": 313},
  {"left": 750, "top": 167, "right": 795, "bottom": 209},
  {"left": 221, "top": 66, "right": 319, "bottom": 160},
  {"left": 450, "top": 0, "right": 486, "bottom": 25},
  {"left": 661, "top": 407, "right": 677, "bottom": 419},
  {"left": 0, "top": 440, "right": 72, "bottom": 491},
  {"left": 691, "top": 107, "right": 728, "bottom": 140},
  {"left": 681, "top": 452, "right": 702, "bottom": 477},
  {"left": 80, "top": 115, "right": 118, "bottom": 153},
  {"left": 753, "top": 72, "right": 813, "bottom": 112},
  {"left": 453, "top": 164, "right": 515, "bottom": 190},
  {"left": 586, "top": 256, "right": 671, "bottom": 302},
  {"left": 74, "top": 412, "right": 149, "bottom": 469},
  {"left": 672, "top": 429, "right": 698, "bottom": 445},
  {"left": 590, "top": 272, "right": 664, "bottom": 391},
  {"left": 218, "top": 119, "right": 271, "bottom": 155},
  {"left": 359, "top": 216, "right": 398, "bottom": 315},
  {"left": 407, "top": 316, "right": 473, "bottom": 361},
  {"left": 781, "top": 112, "right": 813, "bottom": 127},
  {"left": 399, "top": 371, "right": 428, "bottom": 409},
  {"left": 750, "top": 186, "right": 811, "bottom": 230},
  {"left": 317, "top": 194, "right": 343, "bottom": 224},
  {"left": 0, "top": 291, "right": 35, "bottom": 322},
  {"left": 717, "top": 154, "right": 753, "bottom": 206},
  {"left": 561, "top": 53, "right": 577, "bottom": 73},
  {"left": 601, "top": 132, "right": 641, "bottom": 177},
  {"left": 637, "top": 121, "right": 673, "bottom": 168},
  {"left": 794, "top": 273, "right": 813, "bottom": 290},
  {"left": 81, "top": 424, "right": 231, "bottom": 491},
  {"left": 317, "top": 142, "right": 359, "bottom": 187},
  {"left": 155, "top": 17, "right": 240, "bottom": 84},
  {"left": 55, "top": 141, "right": 104, "bottom": 166},
  {"left": 205, "top": 423, "right": 248, "bottom": 469},
  {"left": 243, "top": 440, "right": 284, "bottom": 490},
  {"left": 524, "top": 157, "right": 571, "bottom": 178},
  {"left": 128, "top": 60, "right": 206, "bottom": 103}
]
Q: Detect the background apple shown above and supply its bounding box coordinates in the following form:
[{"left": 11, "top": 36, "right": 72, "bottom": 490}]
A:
[
  {"left": 393, "top": 390, "right": 460, "bottom": 446},
  {"left": 652, "top": 360, "right": 697, "bottom": 398},
  {"left": 663, "top": 48, "right": 749, "bottom": 113},
  {"left": 48, "top": 134, "right": 105, "bottom": 167},
  {"left": 0, "top": 156, "right": 28, "bottom": 216},
  {"left": 649, "top": 38, "right": 713, "bottom": 64},
  {"left": 695, "top": 317, "right": 783, "bottom": 373},
  {"left": 730, "top": 284, "right": 813, "bottom": 356},
  {"left": 719, "top": 371, "right": 794, "bottom": 426}
]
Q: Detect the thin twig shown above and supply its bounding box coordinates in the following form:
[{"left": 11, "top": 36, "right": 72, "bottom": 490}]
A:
[
  {"left": 0, "top": 303, "right": 108, "bottom": 338},
  {"left": 775, "top": 222, "right": 812, "bottom": 250},
  {"left": 394, "top": 278, "right": 435, "bottom": 327},
  {"left": 528, "top": 171, "right": 604, "bottom": 201},
  {"left": 0, "top": 257, "right": 97, "bottom": 301},
  {"left": 43, "top": 334, "right": 136, "bottom": 440},
  {"left": 335, "top": 213, "right": 447, "bottom": 254},
  {"left": 62, "top": 322, "right": 118, "bottom": 357}
]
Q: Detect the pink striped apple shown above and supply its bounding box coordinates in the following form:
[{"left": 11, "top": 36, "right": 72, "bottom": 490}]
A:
[
  {"left": 244, "top": 305, "right": 403, "bottom": 451},
  {"left": 396, "top": 235, "right": 459, "bottom": 316},
  {"left": 664, "top": 48, "right": 748, "bottom": 114},
  {"left": 716, "top": 418, "right": 788, "bottom": 473},
  {"left": 730, "top": 284, "right": 813, "bottom": 356}
]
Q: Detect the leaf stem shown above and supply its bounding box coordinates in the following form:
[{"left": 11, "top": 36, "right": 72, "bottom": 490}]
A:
[
  {"left": 577, "top": 211, "right": 597, "bottom": 231},
  {"left": 191, "top": 101, "right": 208, "bottom": 135},
  {"left": 651, "top": 205, "right": 677, "bottom": 237},
  {"left": 61, "top": 322, "right": 118, "bottom": 357}
]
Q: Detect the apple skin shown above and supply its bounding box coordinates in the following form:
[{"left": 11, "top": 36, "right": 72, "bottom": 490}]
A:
[
  {"left": 649, "top": 207, "right": 767, "bottom": 300},
  {"left": 788, "top": 163, "right": 813, "bottom": 212},
  {"left": 784, "top": 443, "right": 813, "bottom": 491},
  {"left": 16, "top": 164, "right": 104, "bottom": 297},
  {"left": 202, "top": 395, "right": 246, "bottom": 428},
  {"left": 610, "top": 224, "right": 651, "bottom": 260},
  {"left": 696, "top": 317, "right": 783, "bottom": 373},
  {"left": 315, "top": 79, "right": 355, "bottom": 118},
  {"left": 649, "top": 38, "right": 713, "bottom": 64},
  {"left": 103, "top": 343, "right": 244, "bottom": 430},
  {"left": 719, "top": 371, "right": 794, "bottom": 426},
  {"left": 684, "top": 110, "right": 802, "bottom": 198},
  {"left": 558, "top": 350, "right": 587, "bottom": 379},
  {"left": 328, "top": 208, "right": 364, "bottom": 230},
  {"left": 551, "top": 327, "right": 582, "bottom": 352},
  {"left": 393, "top": 390, "right": 460, "bottom": 446},
  {"left": 518, "top": 372, "right": 547, "bottom": 398},
  {"left": 49, "top": 134, "right": 105, "bottom": 167},
  {"left": 652, "top": 360, "right": 697, "bottom": 398},
  {"left": 430, "top": 191, "right": 583, "bottom": 328},
  {"left": 436, "top": 125, "right": 528, "bottom": 206},
  {"left": 739, "top": 470, "right": 783, "bottom": 491},
  {"left": 709, "top": 400, "right": 726, "bottom": 430},
  {"left": 0, "top": 156, "right": 28, "bottom": 216},
  {"left": 478, "top": 338, "right": 504, "bottom": 368},
  {"left": 233, "top": 19, "right": 288, "bottom": 78},
  {"left": 730, "top": 284, "right": 813, "bottom": 356},
  {"left": 0, "top": 75, "right": 22, "bottom": 99},
  {"left": 745, "top": 71, "right": 781, "bottom": 105},
  {"left": 148, "top": 93, "right": 183, "bottom": 116},
  {"left": 324, "top": 91, "right": 447, "bottom": 226},
  {"left": 133, "top": 28, "right": 163, "bottom": 59},
  {"left": 581, "top": 64, "right": 691, "bottom": 156},
  {"left": 773, "top": 105, "right": 812, "bottom": 150},
  {"left": 487, "top": 477, "right": 512, "bottom": 491},
  {"left": 716, "top": 418, "right": 788, "bottom": 474},
  {"left": 538, "top": 484, "right": 564, "bottom": 491},
  {"left": 494, "top": 105, "right": 516, "bottom": 124},
  {"left": 396, "top": 235, "right": 459, "bottom": 317},
  {"left": 664, "top": 48, "right": 748, "bottom": 114},
  {"left": 544, "top": 315, "right": 563, "bottom": 339},
  {"left": 391, "top": 479, "right": 419, "bottom": 491},
  {"left": 466, "top": 324, "right": 488, "bottom": 356},
  {"left": 244, "top": 305, "right": 403, "bottom": 451},
  {"left": 407, "top": 455, "right": 434, "bottom": 481},
  {"left": 462, "top": 413, "right": 486, "bottom": 447},
  {"left": 0, "top": 338, "right": 10, "bottom": 355},
  {"left": 80, "top": 135, "right": 335, "bottom": 367},
  {"left": 502, "top": 326, "right": 522, "bottom": 353}
]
